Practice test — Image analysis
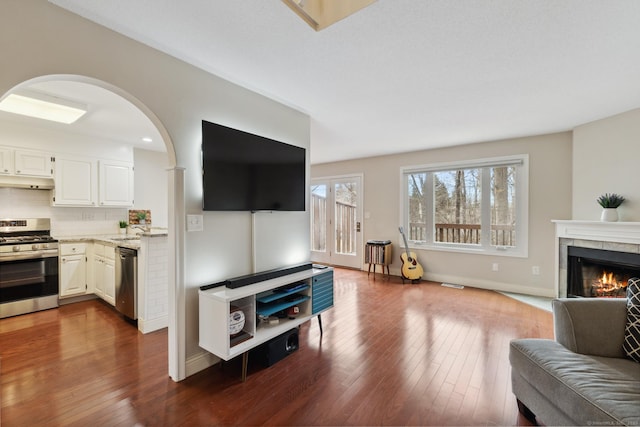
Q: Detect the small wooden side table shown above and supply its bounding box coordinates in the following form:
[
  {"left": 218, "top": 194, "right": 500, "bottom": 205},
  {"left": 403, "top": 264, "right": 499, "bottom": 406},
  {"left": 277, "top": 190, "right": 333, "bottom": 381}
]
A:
[{"left": 365, "top": 241, "right": 392, "bottom": 280}]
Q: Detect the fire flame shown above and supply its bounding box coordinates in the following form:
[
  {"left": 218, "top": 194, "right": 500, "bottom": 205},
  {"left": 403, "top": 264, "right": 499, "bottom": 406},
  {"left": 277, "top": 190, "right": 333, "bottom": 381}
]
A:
[
  {"left": 601, "top": 271, "right": 614, "bottom": 285},
  {"left": 593, "top": 270, "right": 627, "bottom": 297}
]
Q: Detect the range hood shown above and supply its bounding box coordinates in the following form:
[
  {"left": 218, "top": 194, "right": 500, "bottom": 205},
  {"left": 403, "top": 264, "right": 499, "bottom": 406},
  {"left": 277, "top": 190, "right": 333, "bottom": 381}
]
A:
[{"left": 0, "top": 175, "right": 54, "bottom": 190}]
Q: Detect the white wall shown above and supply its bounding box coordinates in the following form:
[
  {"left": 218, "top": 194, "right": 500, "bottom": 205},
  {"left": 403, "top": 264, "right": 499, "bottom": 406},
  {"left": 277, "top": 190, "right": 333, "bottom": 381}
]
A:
[
  {"left": 0, "top": 186, "right": 127, "bottom": 236},
  {"left": 1, "top": 0, "right": 310, "bottom": 377},
  {"left": 134, "top": 148, "right": 169, "bottom": 228},
  {"left": 573, "top": 108, "right": 640, "bottom": 221},
  {"left": 312, "top": 132, "right": 573, "bottom": 297}
]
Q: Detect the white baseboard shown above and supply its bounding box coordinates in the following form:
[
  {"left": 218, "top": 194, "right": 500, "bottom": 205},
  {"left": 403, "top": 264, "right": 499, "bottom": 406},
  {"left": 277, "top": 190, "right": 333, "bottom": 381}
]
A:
[
  {"left": 186, "top": 350, "right": 220, "bottom": 378},
  {"left": 138, "top": 315, "right": 168, "bottom": 334},
  {"left": 424, "top": 272, "right": 556, "bottom": 298},
  {"left": 383, "top": 265, "right": 555, "bottom": 297}
]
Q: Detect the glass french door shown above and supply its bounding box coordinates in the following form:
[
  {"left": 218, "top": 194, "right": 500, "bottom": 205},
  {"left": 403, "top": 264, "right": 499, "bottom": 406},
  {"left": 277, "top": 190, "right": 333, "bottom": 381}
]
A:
[{"left": 310, "top": 175, "right": 363, "bottom": 269}]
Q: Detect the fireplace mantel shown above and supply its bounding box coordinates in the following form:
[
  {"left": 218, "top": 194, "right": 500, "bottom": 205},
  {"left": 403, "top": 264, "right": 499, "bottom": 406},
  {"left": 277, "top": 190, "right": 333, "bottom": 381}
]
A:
[
  {"left": 554, "top": 220, "right": 640, "bottom": 245},
  {"left": 553, "top": 220, "right": 640, "bottom": 297}
]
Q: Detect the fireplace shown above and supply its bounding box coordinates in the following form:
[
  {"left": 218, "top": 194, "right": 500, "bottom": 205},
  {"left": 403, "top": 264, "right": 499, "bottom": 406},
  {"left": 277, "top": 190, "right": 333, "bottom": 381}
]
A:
[
  {"left": 567, "top": 246, "right": 640, "bottom": 298},
  {"left": 554, "top": 220, "right": 640, "bottom": 298}
]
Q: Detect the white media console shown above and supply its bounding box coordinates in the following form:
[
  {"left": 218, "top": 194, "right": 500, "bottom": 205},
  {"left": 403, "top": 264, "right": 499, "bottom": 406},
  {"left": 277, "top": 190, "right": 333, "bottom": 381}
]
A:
[{"left": 199, "top": 265, "right": 334, "bottom": 380}]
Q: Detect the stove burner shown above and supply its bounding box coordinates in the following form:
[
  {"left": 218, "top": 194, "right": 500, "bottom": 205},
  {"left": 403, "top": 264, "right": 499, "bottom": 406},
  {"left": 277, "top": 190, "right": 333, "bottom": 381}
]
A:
[
  {"left": 0, "top": 219, "right": 56, "bottom": 246},
  {"left": 0, "top": 235, "right": 56, "bottom": 244}
]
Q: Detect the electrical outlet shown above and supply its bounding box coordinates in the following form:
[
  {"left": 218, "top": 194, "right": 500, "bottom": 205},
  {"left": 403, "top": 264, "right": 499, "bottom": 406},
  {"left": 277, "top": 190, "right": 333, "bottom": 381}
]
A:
[
  {"left": 186, "top": 214, "right": 203, "bottom": 232},
  {"left": 492, "top": 263, "right": 499, "bottom": 272},
  {"left": 532, "top": 266, "right": 540, "bottom": 275}
]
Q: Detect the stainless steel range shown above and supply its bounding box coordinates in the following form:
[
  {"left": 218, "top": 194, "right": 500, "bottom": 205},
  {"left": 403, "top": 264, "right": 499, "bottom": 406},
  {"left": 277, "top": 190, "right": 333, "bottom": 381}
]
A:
[{"left": 0, "top": 218, "right": 59, "bottom": 318}]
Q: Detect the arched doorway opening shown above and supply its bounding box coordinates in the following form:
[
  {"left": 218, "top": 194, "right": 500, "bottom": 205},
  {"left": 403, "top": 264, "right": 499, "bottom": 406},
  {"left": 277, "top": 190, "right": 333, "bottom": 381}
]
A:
[{"left": 0, "top": 74, "right": 184, "bottom": 380}]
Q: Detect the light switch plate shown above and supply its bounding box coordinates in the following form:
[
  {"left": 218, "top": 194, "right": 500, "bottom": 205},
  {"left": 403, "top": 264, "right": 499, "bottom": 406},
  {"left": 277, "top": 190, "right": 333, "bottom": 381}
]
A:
[{"left": 186, "top": 214, "right": 203, "bottom": 232}]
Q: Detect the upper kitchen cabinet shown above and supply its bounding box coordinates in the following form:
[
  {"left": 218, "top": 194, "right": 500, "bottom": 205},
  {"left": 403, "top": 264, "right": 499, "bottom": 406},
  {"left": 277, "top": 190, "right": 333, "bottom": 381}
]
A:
[
  {"left": 99, "top": 160, "right": 134, "bottom": 207},
  {"left": 14, "top": 149, "right": 53, "bottom": 177},
  {"left": 0, "top": 146, "right": 52, "bottom": 177},
  {"left": 52, "top": 155, "right": 134, "bottom": 207},
  {"left": 0, "top": 147, "right": 13, "bottom": 174},
  {"left": 52, "top": 155, "right": 98, "bottom": 206}
]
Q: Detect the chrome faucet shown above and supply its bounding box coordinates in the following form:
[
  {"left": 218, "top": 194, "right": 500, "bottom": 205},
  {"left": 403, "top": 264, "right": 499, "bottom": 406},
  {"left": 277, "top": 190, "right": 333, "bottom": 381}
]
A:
[{"left": 129, "top": 224, "right": 148, "bottom": 234}]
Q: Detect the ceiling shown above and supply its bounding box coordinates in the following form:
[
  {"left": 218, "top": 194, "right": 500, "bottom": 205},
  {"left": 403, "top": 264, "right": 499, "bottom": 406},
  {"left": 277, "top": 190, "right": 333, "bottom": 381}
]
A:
[
  {"left": 43, "top": 0, "right": 640, "bottom": 163},
  {"left": 0, "top": 80, "right": 166, "bottom": 152}
]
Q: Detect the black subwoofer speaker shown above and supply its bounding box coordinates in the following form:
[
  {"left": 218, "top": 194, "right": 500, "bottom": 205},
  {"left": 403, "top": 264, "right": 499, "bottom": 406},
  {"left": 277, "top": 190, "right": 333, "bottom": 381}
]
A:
[{"left": 251, "top": 328, "right": 299, "bottom": 367}]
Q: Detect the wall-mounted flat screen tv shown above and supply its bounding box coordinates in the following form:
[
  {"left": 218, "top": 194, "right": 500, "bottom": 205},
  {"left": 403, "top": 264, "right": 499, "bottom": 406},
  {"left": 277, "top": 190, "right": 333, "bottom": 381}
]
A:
[{"left": 202, "top": 120, "right": 306, "bottom": 211}]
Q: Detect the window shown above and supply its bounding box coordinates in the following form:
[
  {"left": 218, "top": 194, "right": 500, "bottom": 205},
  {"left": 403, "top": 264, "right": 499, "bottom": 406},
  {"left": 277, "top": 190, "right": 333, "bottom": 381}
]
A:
[{"left": 401, "top": 155, "right": 528, "bottom": 257}]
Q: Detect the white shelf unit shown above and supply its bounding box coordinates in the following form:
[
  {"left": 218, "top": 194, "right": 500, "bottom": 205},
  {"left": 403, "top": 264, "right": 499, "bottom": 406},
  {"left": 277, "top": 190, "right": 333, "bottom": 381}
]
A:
[{"left": 199, "top": 267, "right": 333, "bottom": 362}]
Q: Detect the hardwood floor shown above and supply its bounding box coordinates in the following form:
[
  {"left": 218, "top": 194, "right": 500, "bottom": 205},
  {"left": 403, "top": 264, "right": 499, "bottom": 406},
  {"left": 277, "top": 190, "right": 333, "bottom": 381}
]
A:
[{"left": 0, "top": 268, "right": 552, "bottom": 426}]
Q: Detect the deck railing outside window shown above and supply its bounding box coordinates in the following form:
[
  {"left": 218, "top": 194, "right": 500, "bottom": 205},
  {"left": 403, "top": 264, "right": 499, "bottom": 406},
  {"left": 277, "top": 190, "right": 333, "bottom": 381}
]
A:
[{"left": 409, "top": 222, "right": 515, "bottom": 246}]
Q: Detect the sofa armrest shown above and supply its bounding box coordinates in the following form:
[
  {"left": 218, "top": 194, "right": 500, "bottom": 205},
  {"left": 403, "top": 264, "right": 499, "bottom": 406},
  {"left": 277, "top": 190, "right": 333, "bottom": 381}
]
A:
[{"left": 553, "top": 298, "right": 628, "bottom": 358}]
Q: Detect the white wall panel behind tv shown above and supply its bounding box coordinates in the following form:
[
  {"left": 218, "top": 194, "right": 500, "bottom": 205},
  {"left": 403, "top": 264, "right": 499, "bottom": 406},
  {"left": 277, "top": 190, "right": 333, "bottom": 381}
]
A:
[{"left": 253, "top": 211, "right": 311, "bottom": 272}]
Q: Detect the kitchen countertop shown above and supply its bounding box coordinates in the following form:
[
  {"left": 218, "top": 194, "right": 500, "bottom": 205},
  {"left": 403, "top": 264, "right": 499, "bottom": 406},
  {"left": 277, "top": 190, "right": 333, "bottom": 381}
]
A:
[
  {"left": 56, "top": 230, "right": 168, "bottom": 250},
  {"left": 56, "top": 234, "right": 143, "bottom": 250}
]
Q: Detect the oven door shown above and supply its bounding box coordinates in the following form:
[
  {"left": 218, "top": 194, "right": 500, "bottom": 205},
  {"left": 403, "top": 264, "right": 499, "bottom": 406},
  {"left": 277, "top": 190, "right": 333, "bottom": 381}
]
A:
[{"left": 0, "top": 255, "right": 59, "bottom": 316}]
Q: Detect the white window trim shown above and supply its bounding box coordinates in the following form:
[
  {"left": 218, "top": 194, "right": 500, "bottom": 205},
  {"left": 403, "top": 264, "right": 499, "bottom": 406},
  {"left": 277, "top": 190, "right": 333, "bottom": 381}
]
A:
[{"left": 399, "top": 154, "right": 529, "bottom": 258}]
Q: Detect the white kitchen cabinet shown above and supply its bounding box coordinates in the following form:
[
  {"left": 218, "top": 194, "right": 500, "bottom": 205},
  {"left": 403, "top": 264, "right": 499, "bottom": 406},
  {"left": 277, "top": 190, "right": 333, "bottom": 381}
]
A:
[
  {"left": 52, "top": 156, "right": 134, "bottom": 207},
  {"left": 93, "top": 255, "right": 105, "bottom": 299},
  {"left": 14, "top": 149, "right": 53, "bottom": 177},
  {"left": 103, "top": 245, "right": 116, "bottom": 306},
  {"left": 99, "top": 160, "right": 134, "bottom": 207},
  {"left": 92, "top": 243, "right": 105, "bottom": 299},
  {"left": 0, "top": 147, "right": 13, "bottom": 174},
  {"left": 60, "top": 255, "right": 87, "bottom": 297},
  {"left": 92, "top": 243, "right": 116, "bottom": 306},
  {"left": 0, "top": 146, "right": 52, "bottom": 177},
  {"left": 59, "top": 243, "right": 88, "bottom": 297},
  {"left": 52, "top": 155, "right": 98, "bottom": 206}
]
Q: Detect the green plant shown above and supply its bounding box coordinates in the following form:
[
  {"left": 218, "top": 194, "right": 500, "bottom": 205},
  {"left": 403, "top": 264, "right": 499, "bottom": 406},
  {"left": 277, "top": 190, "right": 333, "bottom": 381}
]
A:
[
  {"left": 597, "top": 193, "right": 625, "bottom": 208},
  {"left": 136, "top": 211, "right": 147, "bottom": 220},
  {"left": 119, "top": 220, "right": 128, "bottom": 228}
]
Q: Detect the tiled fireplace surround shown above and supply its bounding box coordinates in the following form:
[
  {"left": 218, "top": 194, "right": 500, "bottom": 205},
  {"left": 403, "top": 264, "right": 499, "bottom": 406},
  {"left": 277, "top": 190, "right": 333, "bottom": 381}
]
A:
[{"left": 555, "top": 220, "right": 640, "bottom": 297}]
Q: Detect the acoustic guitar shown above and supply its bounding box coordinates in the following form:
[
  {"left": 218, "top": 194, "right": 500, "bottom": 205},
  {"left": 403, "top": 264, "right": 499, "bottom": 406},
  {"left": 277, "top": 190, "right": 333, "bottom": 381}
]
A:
[{"left": 398, "top": 226, "right": 424, "bottom": 281}]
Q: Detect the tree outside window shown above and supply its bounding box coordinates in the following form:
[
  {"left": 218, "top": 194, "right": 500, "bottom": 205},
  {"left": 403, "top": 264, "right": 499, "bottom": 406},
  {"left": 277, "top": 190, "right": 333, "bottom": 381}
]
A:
[{"left": 402, "top": 156, "right": 527, "bottom": 257}]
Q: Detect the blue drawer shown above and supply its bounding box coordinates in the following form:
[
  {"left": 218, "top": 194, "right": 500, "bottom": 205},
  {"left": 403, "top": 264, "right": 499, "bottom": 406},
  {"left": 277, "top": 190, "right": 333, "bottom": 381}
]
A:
[{"left": 312, "top": 270, "right": 334, "bottom": 314}]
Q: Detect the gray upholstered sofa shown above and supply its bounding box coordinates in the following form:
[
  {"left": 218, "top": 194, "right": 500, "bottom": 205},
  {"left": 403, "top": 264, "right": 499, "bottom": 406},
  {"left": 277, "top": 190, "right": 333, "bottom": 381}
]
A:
[{"left": 509, "top": 298, "right": 640, "bottom": 426}]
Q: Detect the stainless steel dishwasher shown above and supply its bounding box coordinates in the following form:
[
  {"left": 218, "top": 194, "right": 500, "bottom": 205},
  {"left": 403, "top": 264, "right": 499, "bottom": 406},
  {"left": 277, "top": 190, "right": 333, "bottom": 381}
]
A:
[{"left": 115, "top": 247, "right": 138, "bottom": 320}]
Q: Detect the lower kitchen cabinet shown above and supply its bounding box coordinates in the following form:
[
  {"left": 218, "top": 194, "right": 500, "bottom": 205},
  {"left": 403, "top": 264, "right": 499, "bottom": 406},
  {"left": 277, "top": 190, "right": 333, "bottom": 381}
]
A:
[
  {"left": 59, "top": 243, "right": 88, "bottom": 297},
  {"left": 58, "top": 240, "right": 122, "bottom": 305},
  {"left": 103, "top": 255, "right": 115, "bottom": 306},
  {"left": 92, "top": 243, "right": 116, "bottom": 306},
  {"left": 93, "top": 251, "right": 104, "bottom": 299}
]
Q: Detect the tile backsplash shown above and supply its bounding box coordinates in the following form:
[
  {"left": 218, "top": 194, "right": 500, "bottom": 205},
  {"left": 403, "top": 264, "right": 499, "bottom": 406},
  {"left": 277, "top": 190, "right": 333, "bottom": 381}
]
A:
[{"left": 0, "top": 187, "right": 127, "bottom": 236}]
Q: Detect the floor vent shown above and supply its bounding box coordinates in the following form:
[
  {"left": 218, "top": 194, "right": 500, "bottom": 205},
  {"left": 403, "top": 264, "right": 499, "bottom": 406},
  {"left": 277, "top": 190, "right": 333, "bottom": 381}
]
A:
[{"left": 441, "top": 283, "right": 464, "bottom": 289}]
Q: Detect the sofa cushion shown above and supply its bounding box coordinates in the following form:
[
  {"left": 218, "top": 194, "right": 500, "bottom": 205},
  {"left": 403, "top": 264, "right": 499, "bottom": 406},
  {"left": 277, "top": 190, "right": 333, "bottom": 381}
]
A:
[
  {"left": 624, "top": 278, "right": 640, "bottom": 363},
  {"left": 553, "top": 298, "right": 628, "bottom": 358},
  {"left": 510, "top": 339, "right": 640, "bottom": 426}
]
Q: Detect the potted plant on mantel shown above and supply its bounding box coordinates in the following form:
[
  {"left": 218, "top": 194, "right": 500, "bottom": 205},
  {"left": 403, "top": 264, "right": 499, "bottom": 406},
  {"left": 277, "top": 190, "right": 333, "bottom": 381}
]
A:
[{"left": 597, "top": 193, "right": 625, "bottom": 222}]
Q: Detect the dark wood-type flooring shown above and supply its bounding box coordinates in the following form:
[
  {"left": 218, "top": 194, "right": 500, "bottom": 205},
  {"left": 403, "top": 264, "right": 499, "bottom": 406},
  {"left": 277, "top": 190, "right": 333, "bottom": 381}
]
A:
[{"left": 0, "top": 268, "right": 552, "bottom": 426}]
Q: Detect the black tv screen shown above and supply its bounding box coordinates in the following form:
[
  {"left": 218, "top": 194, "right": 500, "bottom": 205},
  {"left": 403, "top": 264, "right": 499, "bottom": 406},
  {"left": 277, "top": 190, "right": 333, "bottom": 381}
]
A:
[{"left": 202, "top": 120, "right": 306, "bottom": 211}]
